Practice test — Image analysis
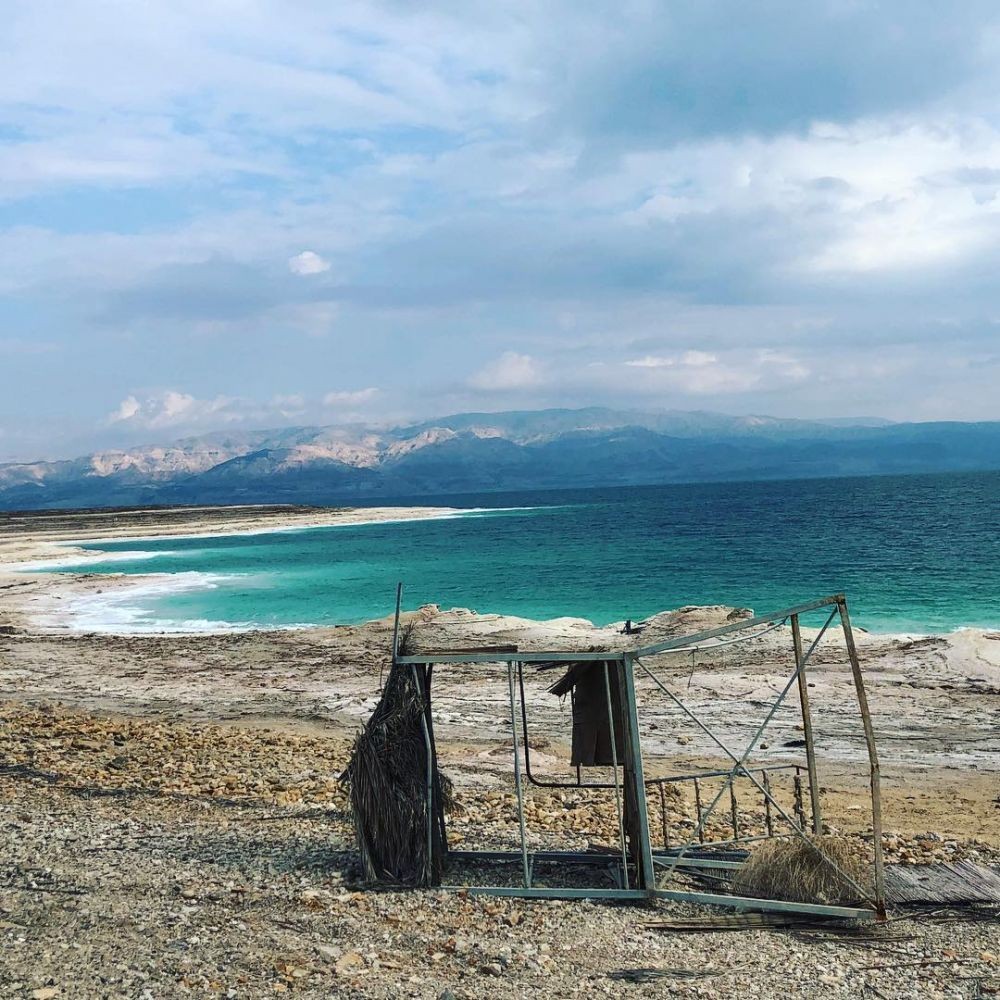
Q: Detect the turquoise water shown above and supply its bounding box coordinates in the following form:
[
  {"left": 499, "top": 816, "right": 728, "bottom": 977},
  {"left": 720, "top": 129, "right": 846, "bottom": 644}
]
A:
[{"left": 40, "top": 472, "right": 1000, "bottom": 634}]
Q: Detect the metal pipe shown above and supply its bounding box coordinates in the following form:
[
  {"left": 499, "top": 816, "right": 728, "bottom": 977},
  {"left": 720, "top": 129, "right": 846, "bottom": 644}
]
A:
[
  {"left": 793, "top": 771, "right": 806, "bottom": 831},
  {"left": 762, "top": 770, "right": 774, "bottom": 838},
  {"left": 791, "top": 613, "right": 823, "bottom": 833},
  {"left": 658, "top": 782, "right": 669, "bottom": 849},
  {"left": 391, "top": 582, "right": 403, "bottom": 661},
  {"left": 414, "top": 664, "right": 434, "bottom": 886},
  {"left": 661, "top": 616, "right": 789, "bottom": 657},
  {"left": 506, "top": 660, "right": 531, "bottom": 888},
  {"left": 693, "top": 778, "right": 705, "bottom": 844},
  {"left": 628, "top": 595, "right": 842, "bottom": 658},
  {"left": 396, "top": 596, "right": 846, "bottom": 664},
  {"left": 518, "top": 660, "right": 617, "bottom": 790},
  {"left": 601, "top": 661, "right": 630, "bottom": 889},
  {"left": 620, "top": 652, "right": 656, "bottom": 891},
  {"left": 838, "top": 598, "right": 887, "bottom": 920}
]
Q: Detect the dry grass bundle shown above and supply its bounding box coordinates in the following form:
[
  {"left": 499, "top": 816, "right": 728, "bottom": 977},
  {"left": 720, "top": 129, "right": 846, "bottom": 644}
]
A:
[
  {"left": 342, "top": 655, "right": 451, "bottom": 887},
  {"left": 732, "top": 835, "right": 871, "bottom": 905}
]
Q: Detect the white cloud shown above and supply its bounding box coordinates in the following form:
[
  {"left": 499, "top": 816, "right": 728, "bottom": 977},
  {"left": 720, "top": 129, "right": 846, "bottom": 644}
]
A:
[
  {"left": 288, "top": 250, "right": 331, "bottom": 276},
  {"left": 109, "top": 395, "right": 142, "bottom": 423},
  {"left": 608, "top": 348, "right": 811, "bottom": 396},
  {"left": 106, "top": 390, "right": 259, "bottom": 430},
  {"left": 468, "top": 352, "right": 543, "bottom": 391},
  {"left": 323, "top": 387, "right": 380, "bottom": 407},
  {"left": 271, "top": 393, "right": 307, "bottom": 417},
  {"left": 626, "top": 351, "right": 718, "bottom": 369}
]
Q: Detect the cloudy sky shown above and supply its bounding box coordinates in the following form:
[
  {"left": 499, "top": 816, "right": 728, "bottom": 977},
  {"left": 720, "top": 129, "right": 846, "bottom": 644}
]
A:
[{"left": 3, "top": 1, "right": 1000, "bottom": 460}]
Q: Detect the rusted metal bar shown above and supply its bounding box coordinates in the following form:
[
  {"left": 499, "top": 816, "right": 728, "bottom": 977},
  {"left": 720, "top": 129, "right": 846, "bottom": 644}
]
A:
[
  {"left": 837, "top": 597, "right": 887, "bottom": 920},
  {"left": 658, "top": 782, "right": 669, "bottom": 849},
  {"left": 762, "top": 770, "right": 774, "bottom": 838},
  {"left": 729, "top": 782, "right": 740, "bottom": 843},
  {"left": 791, "top": 613, "right": 823, "bottom": 834},
  {"left": 793, "top": 770, "right": 806, "bottom": 831},
  {"left": 693, "top": 778, "right": 705, "bottom": 844}
]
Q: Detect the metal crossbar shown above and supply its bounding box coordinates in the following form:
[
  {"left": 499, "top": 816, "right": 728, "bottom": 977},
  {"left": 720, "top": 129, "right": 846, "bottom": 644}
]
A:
[
  {"left": 395, "top": 595, "right": 846, "bottom": 665},
  {"left": 635, "top": 607, "right": 877, "bottom": 906}
]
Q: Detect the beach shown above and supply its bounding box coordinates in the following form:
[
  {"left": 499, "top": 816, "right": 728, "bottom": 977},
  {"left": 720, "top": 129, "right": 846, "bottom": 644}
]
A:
[{"left": 1, "top": 505, "right": 998, "bottom": 998}]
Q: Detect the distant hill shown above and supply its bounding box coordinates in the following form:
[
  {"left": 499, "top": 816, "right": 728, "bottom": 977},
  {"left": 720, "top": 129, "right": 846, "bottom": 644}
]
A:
[{"left": 2, "top": 407, "right": 1000, "bottom": 509}]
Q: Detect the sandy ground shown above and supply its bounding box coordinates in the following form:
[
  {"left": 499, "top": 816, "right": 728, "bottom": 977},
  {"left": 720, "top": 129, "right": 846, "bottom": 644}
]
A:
[{"left": 0, "top": 505, "right": 998, "bottom": 999}]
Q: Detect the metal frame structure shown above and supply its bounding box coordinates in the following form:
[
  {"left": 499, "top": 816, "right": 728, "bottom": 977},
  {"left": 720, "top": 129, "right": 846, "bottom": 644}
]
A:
[{"left": 392, "top": 592, "right": 887, "bottom": 920}]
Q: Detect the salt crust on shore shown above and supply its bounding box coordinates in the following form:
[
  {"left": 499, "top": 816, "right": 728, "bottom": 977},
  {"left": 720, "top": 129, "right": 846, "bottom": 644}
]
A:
[{"left": 0, "top": 505, "right": 997, "bottom": 997}]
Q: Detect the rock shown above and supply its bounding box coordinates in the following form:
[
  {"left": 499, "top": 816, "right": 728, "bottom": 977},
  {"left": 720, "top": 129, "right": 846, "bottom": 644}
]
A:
[
  {"left": 479, "top": 963, "right": 503, "bottom": 977},
  {"left": 32, "top": 990, "right": 60, "bottom": 1000},
  {"left": 334, "top": 952, "right": 365, "bottom": 976}
]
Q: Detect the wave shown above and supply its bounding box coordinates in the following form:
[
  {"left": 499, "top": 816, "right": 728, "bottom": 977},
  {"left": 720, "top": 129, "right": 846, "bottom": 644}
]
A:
[
  {"left": 48, "top": 572, "right": 266, "bottom": 635},
  {"left": 13, "top": 548, "right": 181, "bottom": 572}
]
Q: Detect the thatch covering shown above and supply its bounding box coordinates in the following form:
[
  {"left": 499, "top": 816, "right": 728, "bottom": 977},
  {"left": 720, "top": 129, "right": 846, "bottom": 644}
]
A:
[
  {"left": 343, "top": 661, "right": 451, "bottom": 886},
  {"left": 732, "top": 835, "right": 871, "bottom": 905}
]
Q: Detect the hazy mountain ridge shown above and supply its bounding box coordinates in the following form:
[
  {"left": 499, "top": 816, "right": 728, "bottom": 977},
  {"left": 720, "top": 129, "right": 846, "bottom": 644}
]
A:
[{"left": 2, "top": 408, "right": 999, "bottom": 509}]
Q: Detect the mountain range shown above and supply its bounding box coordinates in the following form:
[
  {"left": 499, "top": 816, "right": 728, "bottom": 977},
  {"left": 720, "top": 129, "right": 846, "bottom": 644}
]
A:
[{"left": 2, "top": 407, "right": 999, "bottom": 509}]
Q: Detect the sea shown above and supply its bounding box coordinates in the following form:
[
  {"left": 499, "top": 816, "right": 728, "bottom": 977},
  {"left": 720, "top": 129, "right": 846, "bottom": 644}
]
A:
[{"left": 35, "top": 471, "right": 1000, "bottom": 635}]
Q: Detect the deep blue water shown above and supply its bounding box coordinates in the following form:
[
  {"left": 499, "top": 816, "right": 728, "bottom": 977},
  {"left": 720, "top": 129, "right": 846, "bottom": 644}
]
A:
[{"left": 41, "top": 472, "right": 1000, "bottom": 633}]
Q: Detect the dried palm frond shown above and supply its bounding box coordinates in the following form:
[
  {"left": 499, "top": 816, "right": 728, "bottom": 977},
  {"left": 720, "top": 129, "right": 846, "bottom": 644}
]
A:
[{"left": 342, "top": 624, "right": 450, "bottom": 886}]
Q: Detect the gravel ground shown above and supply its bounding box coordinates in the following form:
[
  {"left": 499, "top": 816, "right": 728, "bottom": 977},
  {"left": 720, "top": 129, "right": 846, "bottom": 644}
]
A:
[{"left": 1, "top": 705, "right": 997, "bottom": 1000}]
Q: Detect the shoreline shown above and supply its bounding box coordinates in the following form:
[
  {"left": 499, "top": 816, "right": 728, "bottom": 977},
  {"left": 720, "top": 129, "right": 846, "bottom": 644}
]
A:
[
  {"left": 3, "top": 503, "right": 1000, "bottom": 638},
  {"left": 0, "top": 502, "right": 470, "bottom": 569},
  {"left": 0, "top": 503, "right": 471, "bottom": 634}
]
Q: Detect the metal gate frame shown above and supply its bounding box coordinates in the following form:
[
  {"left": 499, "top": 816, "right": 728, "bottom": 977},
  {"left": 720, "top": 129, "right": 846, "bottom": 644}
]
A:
[{"left": 393, "top": 593, "right": 886, "bottom": 920}]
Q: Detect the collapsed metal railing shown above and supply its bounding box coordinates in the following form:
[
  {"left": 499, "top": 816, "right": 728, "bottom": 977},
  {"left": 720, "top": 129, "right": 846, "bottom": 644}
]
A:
[{"left": 391, "top": 592, "right": 887, "bottom": 920}]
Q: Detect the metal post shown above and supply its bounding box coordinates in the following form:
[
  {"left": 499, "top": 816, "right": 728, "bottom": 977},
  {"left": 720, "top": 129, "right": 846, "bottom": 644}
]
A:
[
  {"left": 762, "top": 770, "right": 774, "bottom": 838},
  {"left": 506, "top": 661, "right": 531, "bottom": 888},
  {"left": 413, "top": 664, "right": 434, "bottom": 886},
  {"left": 729, "top": 783, "right": 740, "bottom": 843},
  {"left": 837, "top": 598, "right": 887, "bottom": 920},
  {"left": 658, "top": 783, "right": 669, "bottom": 849},
  {"left": 620, "top": 653, "right": 656, "bottom": 892},
  {"left": 793, "top": 770, "right": 806, "bottom": 831},
  {"left": 693, "top": 778, "right": 705, "bottom": 844},
  {"left": 391, "top": 582, "right": 403, "bottom": 661},
  {"left": 791, "top": 613, "right": 823, "bottom": 834},
  {"left": 602, "top": 661, "right": 630, "bottom": 890}
]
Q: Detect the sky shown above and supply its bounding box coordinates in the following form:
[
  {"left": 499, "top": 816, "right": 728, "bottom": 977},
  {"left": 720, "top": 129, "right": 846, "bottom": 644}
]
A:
[{"left": 3, "top": 1, "right": 1000, "bottom": 461}]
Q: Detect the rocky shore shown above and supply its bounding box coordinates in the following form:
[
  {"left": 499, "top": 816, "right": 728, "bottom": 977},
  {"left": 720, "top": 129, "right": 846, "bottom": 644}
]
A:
[{"left": 0, "top": 506, "right": 998, "bottom": 998}]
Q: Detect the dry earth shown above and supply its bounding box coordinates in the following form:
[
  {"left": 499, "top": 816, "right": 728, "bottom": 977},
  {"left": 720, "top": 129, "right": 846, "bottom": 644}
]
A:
[{"left": 0, "top": 506, "right": 998, "bottom": 999}]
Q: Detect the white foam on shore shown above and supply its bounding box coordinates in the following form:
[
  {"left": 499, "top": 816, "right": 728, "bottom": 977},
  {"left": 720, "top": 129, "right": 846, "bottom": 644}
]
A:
[
  {"left": 42, "top": 572, "right": 270, "bottom": 635},
  {"left": 12, "top": 548, "right": 182, "bottom": 572}
]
